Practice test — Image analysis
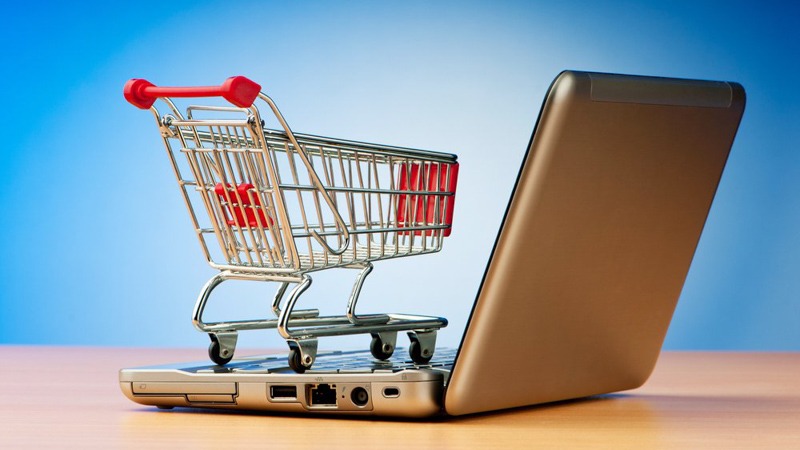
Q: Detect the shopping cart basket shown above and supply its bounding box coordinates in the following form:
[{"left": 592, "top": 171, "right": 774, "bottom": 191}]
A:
[{"left": 124, "top": 76, "right": 459, "bottom": 372}]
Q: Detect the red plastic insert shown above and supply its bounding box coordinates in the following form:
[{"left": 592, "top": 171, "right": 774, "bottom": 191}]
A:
[
  {"left": 396, "top": 162, "right": 459, "bottom": 236},
  {"left": 214, "top": 183, "right": 273, "bottom": 228}
]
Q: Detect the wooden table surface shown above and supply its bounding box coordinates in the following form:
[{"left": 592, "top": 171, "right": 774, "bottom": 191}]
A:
[{"left": 0, "top": 347, "right": 798, "bottom": 449}]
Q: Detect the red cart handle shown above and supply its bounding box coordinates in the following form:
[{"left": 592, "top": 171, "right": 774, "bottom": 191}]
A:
[{"left": 124, "top": 76, "right": 262, "bottom": 109}]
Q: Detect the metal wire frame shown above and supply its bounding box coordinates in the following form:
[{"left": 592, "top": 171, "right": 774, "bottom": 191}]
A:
[
  {"left": 142, "top": 91, "right": 457, "bottom": 370},
  {"left": 149, "top": 97, "right": 457, "bottom": 276}
]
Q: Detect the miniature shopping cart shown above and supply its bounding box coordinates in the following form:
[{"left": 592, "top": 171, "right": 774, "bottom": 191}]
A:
[{"left": 124, "top": 76, "right": 459, "bottom": 372}]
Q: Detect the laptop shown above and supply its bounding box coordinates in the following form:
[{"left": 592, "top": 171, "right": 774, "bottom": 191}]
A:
[{"left": 120, "top": 70, "right": 746, "bottom": 417}]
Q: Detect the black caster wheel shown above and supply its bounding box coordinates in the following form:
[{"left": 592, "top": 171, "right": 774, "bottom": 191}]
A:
[
  {"left": 370, "top": 335, "right": 394, "bottom": 360},
  {"left": 409, "top": 340, "right": 432, "bottom": 365},
  {"left": 288, "top": 347, "right": 307, "bottom": 373},
  {"left": 208, "top": 338, "right": 233, "bottom": 366}
]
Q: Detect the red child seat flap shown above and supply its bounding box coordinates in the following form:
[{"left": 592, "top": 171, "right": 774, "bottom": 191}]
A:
[
  {"left": 396, "top": 162, "right": 459, "bottom": 236},
  {"left": 214, "top": 183, "right": 273, "bottom": 228}
]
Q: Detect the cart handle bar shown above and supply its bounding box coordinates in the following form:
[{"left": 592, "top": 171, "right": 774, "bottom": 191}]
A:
[{"left": 124, "top": 76, "right": 262, "bottom": 110}]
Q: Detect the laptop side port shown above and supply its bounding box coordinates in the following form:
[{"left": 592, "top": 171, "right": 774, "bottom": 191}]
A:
[
  {"left": 269, "top": 385, "right": 297, "bottom": 399},
  {"left": 350, "top": 387, "right": 369, "bottom": 407},
  {"left": 306, "top": 383, "right": 337, "bottom": 407},
  {"left": 382, "top": 387, "right": 400, "bottom": 398}
]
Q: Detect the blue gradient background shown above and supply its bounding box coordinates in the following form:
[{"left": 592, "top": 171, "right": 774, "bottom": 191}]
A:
[{"left": 1, "top": 1, "right": 798, "bottom": 351}]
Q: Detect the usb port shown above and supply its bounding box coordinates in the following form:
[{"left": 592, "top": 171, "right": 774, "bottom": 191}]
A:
[{"left": 270, "top": 385, "right": 297, "bottom": 399}]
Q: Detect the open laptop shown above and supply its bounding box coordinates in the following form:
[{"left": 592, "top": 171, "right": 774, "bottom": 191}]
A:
[{"left": 120, "top": 70, "right": 746, "bottom": 417}]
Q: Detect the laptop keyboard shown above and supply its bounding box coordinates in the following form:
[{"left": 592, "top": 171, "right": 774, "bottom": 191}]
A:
[{"left": 192, "top": 348, "right": 457, "bottom": 374}]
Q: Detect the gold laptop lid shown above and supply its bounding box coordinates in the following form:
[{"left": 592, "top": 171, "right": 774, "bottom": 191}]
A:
[{"left": 445, "top": 71, "right": 745, "bottom": 415}]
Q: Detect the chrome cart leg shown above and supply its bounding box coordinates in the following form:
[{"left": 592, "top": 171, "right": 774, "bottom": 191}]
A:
[
  {"left": 369, "top": 331, "right": 398, "bottom": 360},
  {"left": 194, "top": 271, "right": 313, "bottom": 366},
  {"left": 276, "top": 275, "right": 313, "bottom": 340},
  {"left": 407, "top": 330, "right": 437, "bottom": 365},
  {"left": 272, "top": 281, "right": 320, "bottom": 320},
  {"left": 287, "top": 338, "right": 318, "bottom": 373},
  {"left": 277, "top": 275, "right": 320, "bottom": 372},
  {"left": 346, "top": 263, "right": 372, "bottom": 324},
  {"left": 192, "top": 272, "right": 227, "bottom": 333},
  {"left": 345, "top": 263, "right": 389, "bottom": 326},
  {"left": 208, "top": 331, "right": 238, "bottom": 366},
  {"left": 194, "top": 273, "right": 240, "bottom": 365},
  {"left": 271, "top": 282, "right": 290, "bottom": 317}
]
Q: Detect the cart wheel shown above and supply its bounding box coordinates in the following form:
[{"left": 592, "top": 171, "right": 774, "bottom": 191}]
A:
[
  {"left": 409, "top": 340, "right": 432, "bottom": 365},
  {"left": 370, "top": 335, "right": 394, "bottom": 360},
  {"left": 288, "top": 348, "right": 307, "bottom": 373},
  {"left": 208, "top": 339, "right": 233, "bottom": 366}
]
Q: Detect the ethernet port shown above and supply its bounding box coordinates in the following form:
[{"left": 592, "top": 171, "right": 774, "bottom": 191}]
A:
[{"left": 307, "top": 383, "right": 337, "bottom": 407}]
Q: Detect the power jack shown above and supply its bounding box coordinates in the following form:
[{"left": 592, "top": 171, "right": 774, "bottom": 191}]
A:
[{"left": 350, "top": 387, "right": 369, "bottom": 407}]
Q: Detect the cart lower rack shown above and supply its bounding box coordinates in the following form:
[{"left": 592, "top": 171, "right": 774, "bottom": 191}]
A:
[{"left": 125, "top": 76, "right": 459, "bottom": 372}]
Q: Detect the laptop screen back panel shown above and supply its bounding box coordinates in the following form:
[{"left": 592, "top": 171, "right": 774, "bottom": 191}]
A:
[{"left": 445, "top": 71, "right": 745, "bottom": 415}]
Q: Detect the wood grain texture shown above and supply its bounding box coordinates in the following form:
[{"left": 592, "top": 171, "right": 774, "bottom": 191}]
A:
[{"left": 1, "top": 347, "right": 798, "bottom": 449}]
